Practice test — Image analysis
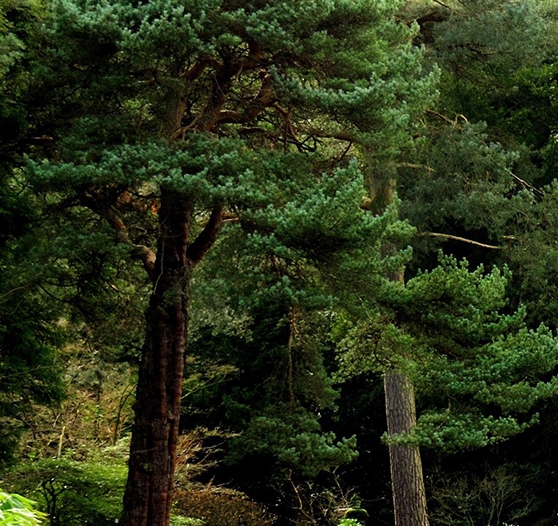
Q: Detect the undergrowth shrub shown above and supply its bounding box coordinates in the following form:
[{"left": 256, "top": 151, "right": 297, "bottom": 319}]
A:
[
  {"left": 0, "top": 458, "right": 126, "bottom": 525},
  {"left": 173, "top": 486, "right": 276, "bottom": 526},
  {"left": 338, "top": 520, "right": 363, "bottom": 526}
]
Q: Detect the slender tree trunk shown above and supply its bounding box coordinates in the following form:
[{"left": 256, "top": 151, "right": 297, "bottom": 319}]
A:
[
  {"left": 384, "top": 370, "right": 429, "bottom": 526},
  {"left": 120, "top": 188, "right": 192, "bottom": 526},
  {"left": 369, "top": 167, "right": 429, "bottom": 526}
]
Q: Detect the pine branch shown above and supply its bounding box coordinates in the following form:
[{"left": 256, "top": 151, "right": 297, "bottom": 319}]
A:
[
  {"left": 187, "top": 205, "right": 224, "bottom": 265},
  {"left": 79, "top": 193, "right": 157, "bottom": 279},
  {"left": 506, "top": 169, "right": 544, "bottom": 197},
  {"left": 421, "top": 232, "right": 501, "bottom": 249}
]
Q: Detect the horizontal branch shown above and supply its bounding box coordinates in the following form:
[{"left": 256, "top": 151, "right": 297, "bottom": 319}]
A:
[
  {"left": 421, "top": 232, "right": 501, "bottom": 249},
  {"left": 0, "top": 283, "right": 34, "bottom": 304},
  {"left": 425, "top": 109, "right": 469, "bottom": 125},
  {"left": 432, "top": 0, "right": 453, "bottom": 10},
  {"left": 105, "top": 207, "right": 157, "bottom": 279},
  {"left": 395, "top": 162, "right": 435, "bottom": 172}
]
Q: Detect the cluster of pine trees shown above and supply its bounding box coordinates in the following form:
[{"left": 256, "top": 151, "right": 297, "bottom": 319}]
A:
[{"left": 2, "top": 1, "right": 558, "bottom": 526}]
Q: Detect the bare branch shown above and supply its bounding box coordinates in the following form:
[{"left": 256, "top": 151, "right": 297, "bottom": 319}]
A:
[
  {"left": 0, "top": 283, "right": 34, "bottom": 304},
  {"left": 187, "top": 205, "right": 224, "bottom": 265},
  {"left": 426, "top": 109, "right": 469, "bottom": 125},
  {"left": 396, "top": 162, "right": 435, "bottom": 172},
  {"left": 169, "top": 99, "right": 210, "bottom": 142},
  {"left": 79, "top": 193, "right": 157, "bottom": 279},
  {"left": 421, "top": 232, "right": 501, "bottom": 249},
  {"left": 506, "top": 169, "right": 544, "bottom": 197},
  {"left": 432, "top": 0, "right": 453, "bottom": 10}
]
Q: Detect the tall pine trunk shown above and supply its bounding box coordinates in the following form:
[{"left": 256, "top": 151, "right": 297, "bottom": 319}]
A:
[
  {"left": 120, "top": 189, "right": 192, "bottom": 526},
  {"left": 371, "top": 169, "right": 429, "bottom": 526},
  {"left": 384, "top": 370, "right": 429, "bottom": 526}
]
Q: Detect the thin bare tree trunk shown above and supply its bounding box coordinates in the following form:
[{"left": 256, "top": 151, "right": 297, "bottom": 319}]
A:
[
  {"left": 384, "top": 370, "right": 429, "bottom": 526},
  {"left": 369, "top": 166, "right": 429, "bottom": 526}
]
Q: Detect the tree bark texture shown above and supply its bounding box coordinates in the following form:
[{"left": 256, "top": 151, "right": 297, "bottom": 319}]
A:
[
  {"left": 369, "top": 168, "right": 430, "bottom": 526},
  {"left": 384, "top": 370, "right": 430, "bottom": 526},
  {"left": 120, "top": 188, "right": 192, "bottom": 526}
]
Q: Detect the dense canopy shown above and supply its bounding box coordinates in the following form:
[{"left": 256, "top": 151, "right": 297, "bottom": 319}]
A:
[{"left": 2, "top": 1, "right": 558, "bottom": 526}]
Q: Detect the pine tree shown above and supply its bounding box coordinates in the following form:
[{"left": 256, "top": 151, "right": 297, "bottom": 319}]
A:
[
  {"left": 0, "top": 0, "right": 68, "bottom": 464},
  {"left": 14, "top": 1, "right": 435, "bottom": 525},
  {"left": 338, "top": 255, "right": 558, "bottom": 524},
  {"left": 392, "top": 4, "right": 558, "bottom": 523},
  {"left": 336, "top": 4, "right": 558, "bottom": 523}
]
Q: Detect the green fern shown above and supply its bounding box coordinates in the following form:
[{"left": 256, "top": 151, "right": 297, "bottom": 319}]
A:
[{"left": 0, "top": 490, "right": 47, "bottom": 526}]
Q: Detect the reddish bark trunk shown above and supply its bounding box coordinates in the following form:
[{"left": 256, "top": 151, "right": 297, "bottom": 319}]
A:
[{"left": 120, "top": 188, "right": 192, "bottom": 526}]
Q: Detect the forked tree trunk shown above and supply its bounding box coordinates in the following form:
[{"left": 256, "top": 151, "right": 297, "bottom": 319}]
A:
[
  {"left": 120, "top": 189, "right": 193, "bottom": 526},
  {"left": 384, "top": 370, "right": 429, "bottom": 526}
]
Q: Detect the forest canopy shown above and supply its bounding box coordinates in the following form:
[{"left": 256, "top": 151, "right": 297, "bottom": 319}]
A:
[{"left": 2, "top": 1, "right": 558, "bottom": 526}]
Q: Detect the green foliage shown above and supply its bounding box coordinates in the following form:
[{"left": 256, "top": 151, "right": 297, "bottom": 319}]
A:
[
  {"left": 0, "top": 3, "right": 68, "bottom": 464},
  {"left": 0, "top": 0, "right": 433, "bottom": 523},
  {"left": 188, "top": 304, "right": 357, "bottom": 480},
  {"left": 0, "top": 227, "right": 67, "bottom": 463},
  {"left": 400, "top": 120, "right": 520, "bottom": 238},
  {"left": 1, "top": 458, "right": 127, "bottom": 525},
  {"left": 0, "top": 0, "right": 44, "bottom": 151},
  {"left": 343, "top": 506, "right": 369, "bottom": 521},
  {"left": 372, "top": 0, "right": 558, "bottom": 452},
  {"left": 227, "top": 404, "right": 357, "bottom": 478},
  {"left": 413, "top": 0, "right": 554, "bottom": 131},
  {"left": 397, "top": 0, "right": 558, "bottom": 331},
  {"left": 0, "top": 171, "right": 147, "bottom": 462},
  {"left": 495, "top": 182, "right": 558, "bottom": 330},
  {"left": 0, "top": 490, "right": 46, "bottom": 526},
  {"left": 0, "top": 301, "right": 65, "bottom": 462},
  {"left": 339, "top": 255, "right": 558, "bottom": 451},
  {"left": 20, "top": 0, "right": 434, "bottom": 165},
  {"left": 338, "top": 519, "right": 363, "bottom": 526},
  {"left": 169, "top": 517, "right": 204, "bottom": 526}
]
